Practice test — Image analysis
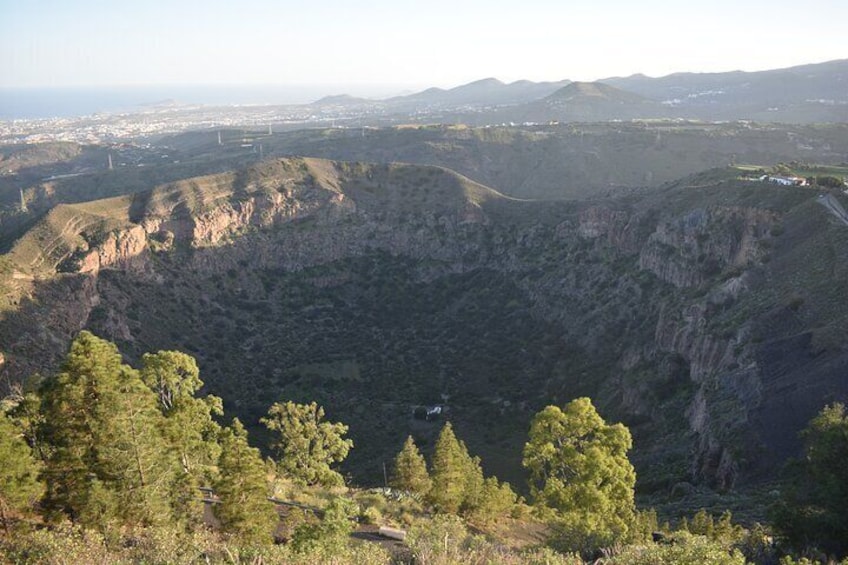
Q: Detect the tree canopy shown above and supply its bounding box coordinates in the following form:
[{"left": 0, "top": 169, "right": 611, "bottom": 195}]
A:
[
  {"left": 523, "top": 397, "right": 636, "bottom": 553},
  {"left": 213, "top": 418, "right": 278, "bottom": 545},
  {"left": 772, "top": 402, "right": 848, "bottom": 558},
  {"left": 0, "top": 411, "right": 43, "bottom": 533},
  {"left": 390, "top": 435, "right": 431, "bottom": 495},
  {"left": 427, "top": 422, "right": 515, "bottom": 519},
  {"left": 428, "top": 422, "right": 473, "bottom": 514},
  {"left": 18, "top": 333, "right": 228, "bottom": 532},
  {"left": 38, "top": 331, "right": 175, "bottom": 528},
  {"left": 262, "top": 400, "right": 353, "bottom": 487},
  {"left": 141, "top": 353, "right": 222, "bottom": 470}
]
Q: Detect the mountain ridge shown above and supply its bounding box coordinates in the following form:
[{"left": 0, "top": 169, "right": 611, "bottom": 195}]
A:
[{"left": 303, "top": 58, "right": 848, "bottom": 123}]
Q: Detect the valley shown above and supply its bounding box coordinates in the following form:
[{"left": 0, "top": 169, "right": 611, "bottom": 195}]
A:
[
  {"left": 2, "top": 152, "right": 847, "bottom": 523},
  {"left": 5, "top": 2, "right": 848, "bottom": 558}
]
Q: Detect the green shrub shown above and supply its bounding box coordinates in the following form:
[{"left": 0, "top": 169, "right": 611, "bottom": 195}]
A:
[
  {"left": 361, "top": 506, "right": 383, "bottom": 525},
  {"left": 610, "top": 531, "right": 746, "bottom": 565},
  {"left": 815, "top": 176, "right": 845, "bottom": 188},
  {"left": 518, "top": 546, "right": 584, "bottom": 565},
  {"left": 0, "top": 523, "right": 114, "bottom": 565},
  {"left": 290, "top": 496, "right": 357, "bottom": 555},
  {"left": 407, "top": 514, "right": 472, "bottom": 564}
]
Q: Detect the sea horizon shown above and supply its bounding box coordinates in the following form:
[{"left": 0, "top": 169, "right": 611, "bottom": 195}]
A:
[{"left": 0, "top": 83, "right": 415, "bottom": 121}]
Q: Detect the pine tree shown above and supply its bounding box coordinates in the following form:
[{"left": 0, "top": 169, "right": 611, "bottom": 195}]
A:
[
  {"left": 713, "top": 510, "right": 739, "bottom": 542},
  {"left": 39, "top": 331, "right": 174, "bottom": 528},
  {"left": 213, "top": 418, "right": 277, "bottom": 545},
  {"left": 390, "top": 436, "right": 431, "bottom": 495},
  {"left": 141, "top": 350, "right": 223, "bottom": 475},
  {"left": 459, "top": 447, "right": 485, "bottom": 515},
  {"left": 427, "top": 422, "right": 508, "bottom": 517},
  {"left": 96, "top": 367, "right": 175, "bottom": 527},
  {"left": 141, "top": 350, "right": 223, "bottom": 525},
  {"left": 470, "top": 476, "right": 517, "bottom": 524},
  {"left": 0, "top": 411, "right": 44, "bottom": 533},
  {"left": 428, "top": 422, "right": 468, "bottom": 514},
  {"left": 261, "top": 401, "right": 352, "bottom": 487},
  {"left": 690, "top": 509, "right": 715, "bottom": 538}
]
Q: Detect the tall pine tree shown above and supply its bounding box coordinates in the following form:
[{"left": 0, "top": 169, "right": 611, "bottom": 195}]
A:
[
  {"left": 141, "top": 350, "right": 223, "bottom": 525},
  {"left": 428, "top": 422, "right": 470, "bottom": 514},
  {"left": 424, "top": 423, "right": 515, "bottom": 518},
  {"left": 0, "top": 411, "right": 44, "bottom": 533},
  {"left": 141, "top": 351, "right": 222, "bottom": 476},
  {"left": 39, "top": 331, "right": 175, "bottom": 529},
  {"left": 213, "top": 418, "right": 278, "bottom": 545},
  {"left": 391, "top": 436, "right": 431, "bottom": 495}
]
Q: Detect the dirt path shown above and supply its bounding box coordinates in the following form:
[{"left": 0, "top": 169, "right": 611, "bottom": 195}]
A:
[
  {"left": 817, "top": 193, "right": 848, "bottom": 226},
  {"left": 351, "top": 525, "right": 410, "bottom": 560}
]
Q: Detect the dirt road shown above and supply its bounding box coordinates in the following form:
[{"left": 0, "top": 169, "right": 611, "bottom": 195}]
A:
[{"left": 817, "top": 193, "right": 848, "bottom": 226}]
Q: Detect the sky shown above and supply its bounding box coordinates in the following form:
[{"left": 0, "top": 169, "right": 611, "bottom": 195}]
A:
[{"left": 1, "top": 0, "right": 846, "bottom": 94}]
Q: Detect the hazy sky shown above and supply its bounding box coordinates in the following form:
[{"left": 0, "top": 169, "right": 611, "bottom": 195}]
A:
[{"left": 1, "top": 0, "right": 846, "bottom": 91}]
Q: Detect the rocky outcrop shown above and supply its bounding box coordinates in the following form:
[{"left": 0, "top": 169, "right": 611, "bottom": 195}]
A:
[
  {"left": 76, "top": 225, "right": 150, "bottom": 274},
  {"left": 577, "top": 205, "right": 643, "bottom": 252},
  {"left": 0, "top": 274, "right": 101, "bottom": 384},
  {"left": 655, "top": 303, "right": 738, "bottom": 382},
  {"left": 639, "top": 207, "right": 777, "bottom": 287},
  {"left": 1, "top": 159, "right": 503, "bottom": 386}
]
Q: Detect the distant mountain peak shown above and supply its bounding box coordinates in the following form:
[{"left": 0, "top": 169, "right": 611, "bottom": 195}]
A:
[
  {"left": 461, "top": 77, "right": 505, "bottom": 88},
  {"left": 311, "top": 94, "right": 370, "bottom": 106},
  {"left": 547, "top": 81, "right": 646, "bottom": 102}
]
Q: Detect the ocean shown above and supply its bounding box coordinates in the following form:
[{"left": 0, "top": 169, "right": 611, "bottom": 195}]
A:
[{"left": 0, "top": 84, "right": 404, "bottom": 120}]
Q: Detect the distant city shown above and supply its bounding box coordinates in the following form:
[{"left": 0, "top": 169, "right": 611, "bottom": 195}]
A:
[
  {"left": 0, "top": 103, "right": 345, "bottom": 145},
  {"left": 2, "top": 59, "right": 846, "bottom": 145},
  {"left": 0, "top": 84, "right": 417, "bottom": 145}
]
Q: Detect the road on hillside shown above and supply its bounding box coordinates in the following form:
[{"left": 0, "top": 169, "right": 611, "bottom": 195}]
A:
[{"left": 817, "top": 193, "right": 848, "bottom": 226}]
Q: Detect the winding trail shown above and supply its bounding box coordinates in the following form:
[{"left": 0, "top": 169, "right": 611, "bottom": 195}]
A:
[{"left": 817, "top": 193, "right": 848, "bottom": 226}]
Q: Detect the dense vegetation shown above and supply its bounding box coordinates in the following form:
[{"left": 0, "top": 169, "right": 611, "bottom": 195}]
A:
[{"left": 1, "top": 332, "right": 846, "bottom": 563}]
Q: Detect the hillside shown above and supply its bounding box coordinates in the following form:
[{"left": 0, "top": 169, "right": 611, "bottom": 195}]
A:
[
  {"left": 517, "top": 81, "right": 664, "bottom": 122},
  {"left": 602, "top": 59, "right": 848, "bottom": 123},
  {"left": 1, "top": 157, "right": 847, "bottom": 509},
  {"left": 6, "top": 122, "right": 847, "bottom": 235},
  {"left": 384, "top": 77, "right": 571, "bottom": 110},
  {"left": 229, "top": 122, "right": 848, "bottom": 200}
]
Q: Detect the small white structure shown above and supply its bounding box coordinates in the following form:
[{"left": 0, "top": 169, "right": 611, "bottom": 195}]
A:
[
  {"left": 426, "top": 406, "right": 442, "bottom": 418},
  {"left": 761, "top": 175, "right": 807, "bottom": 187}
]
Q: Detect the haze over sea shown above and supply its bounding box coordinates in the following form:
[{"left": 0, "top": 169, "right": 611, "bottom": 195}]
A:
[{"left": 0, "top": 84, "right": 408, "bottom": 120}]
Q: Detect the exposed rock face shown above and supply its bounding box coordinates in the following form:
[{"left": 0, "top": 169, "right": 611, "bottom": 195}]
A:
[
  {"left": 578, "top": 206, "right": 643, "bottom": 252},
  {"left": 0, "top": 274, "right": 101, "bottom": 382},
  {"left": 571, "top": 199, "right": 792, "bottom": 488},
  {"left": 1, "top": 157, "right": 845, "bottom": 490},
  {"left": 77, "top": 225, "right": 150, "bottom": 274},
  {"left": 639, "top": 207, "right": 777, "bottom": 288},
  {"left": 655, "top": 304, "right": 737, "bottom": 383}
]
